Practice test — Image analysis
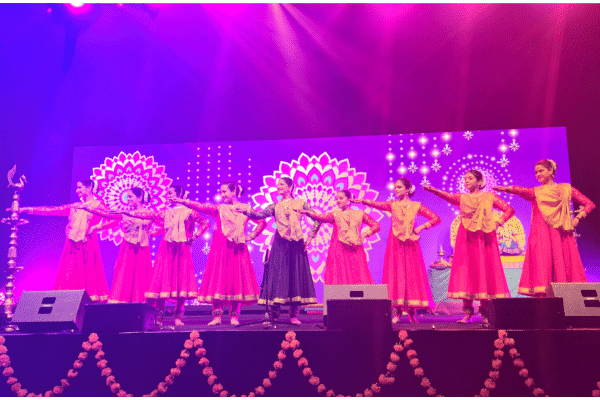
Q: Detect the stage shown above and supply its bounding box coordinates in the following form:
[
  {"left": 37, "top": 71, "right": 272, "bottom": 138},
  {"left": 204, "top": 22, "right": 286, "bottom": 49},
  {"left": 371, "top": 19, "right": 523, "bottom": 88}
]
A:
[{"left": 1, "top": 313, "right": 599, "bottom": 397}]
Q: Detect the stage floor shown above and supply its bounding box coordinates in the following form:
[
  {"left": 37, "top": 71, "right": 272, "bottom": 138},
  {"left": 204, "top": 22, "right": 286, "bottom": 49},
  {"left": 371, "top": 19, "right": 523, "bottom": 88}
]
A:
[{"left": 2, "top": 313, "right": 600, "bottom": 397}]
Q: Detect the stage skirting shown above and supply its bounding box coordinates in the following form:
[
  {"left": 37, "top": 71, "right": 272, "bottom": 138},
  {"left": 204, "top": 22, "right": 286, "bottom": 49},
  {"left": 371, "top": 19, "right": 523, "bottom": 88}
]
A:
[{"left": 1, "top": 327, "right": 599, "bottom": 397}]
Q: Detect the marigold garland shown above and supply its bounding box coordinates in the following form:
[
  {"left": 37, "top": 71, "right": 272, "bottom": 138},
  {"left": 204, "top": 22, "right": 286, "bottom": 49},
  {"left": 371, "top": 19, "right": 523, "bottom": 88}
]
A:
[{"left": 0, "top": 328, "right": 598, "bottom": 397}]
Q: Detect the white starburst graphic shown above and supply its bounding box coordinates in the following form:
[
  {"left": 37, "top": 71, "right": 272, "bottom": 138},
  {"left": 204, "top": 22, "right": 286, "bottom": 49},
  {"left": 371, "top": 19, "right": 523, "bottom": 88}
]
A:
[
  {"left": 408, "top": 162, "right": 418, "bottom": 173},
  {"left": 202, "top": 242, "right": 211, "bottom": 255},
  {"left": 431, "top": 160, "right": 441, "bottom": 172},
  {"left": 463, "top": 131, "right": 473, "bottom": 140},
  {"left": 509, "top": 139, "right": 519, "bottom": 152},
  {"left": 498, "top": 155, "right": 510, "bottom": 168},
  {"left": 420, "top": 177, "right": 431, "bottom": 186},
  {"left": 442, "top": 144, "right": 452, "bottom": 156},
  {"left": 387, "top": 193, "right": 396, "bottom": 201}
]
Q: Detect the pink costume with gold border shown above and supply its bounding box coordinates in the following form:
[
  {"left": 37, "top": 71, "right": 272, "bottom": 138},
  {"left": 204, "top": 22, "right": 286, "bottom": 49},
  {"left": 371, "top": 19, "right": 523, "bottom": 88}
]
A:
[
  {"left": 506, "top": 184, "right": 595, "bottom": 296},
  {"left": 27, "top": 198, "right": 110, "bottom": 302},
  {"left": 363, "top": 200, "right": 440, "bottom": 309}
]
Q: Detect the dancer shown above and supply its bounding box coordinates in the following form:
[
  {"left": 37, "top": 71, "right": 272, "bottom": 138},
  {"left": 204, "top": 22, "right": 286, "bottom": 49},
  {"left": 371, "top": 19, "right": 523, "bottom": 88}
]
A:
[
  {"left": 172, "top": 181, "right": 266, "bottom": 326},
  {"left": 494, "top": 159, "right": 595, "bottom": 296},
  {"left": 18, "top": 179, "right": 109, "bottom": 302},
  {"left": 79, "top": 187, "right": 156, "bottom": 303},
  {"left": 119, "top": 185, "right": 209, "bottom": 326},
  {"left": 237, "top": 177, "right": 320, "bottom": 325},
  {"left": 353, "top": 178, "right": 440, "bottom": 323},
  {"left": 424, "top": 170, "right": 514, "bottom": 326},
  {"left": 295, "top": 189, "right": 380, "bottom": 285}
]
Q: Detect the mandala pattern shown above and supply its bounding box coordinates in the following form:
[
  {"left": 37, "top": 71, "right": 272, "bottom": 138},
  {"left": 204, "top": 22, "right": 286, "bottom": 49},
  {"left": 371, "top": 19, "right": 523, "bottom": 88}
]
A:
[
  {"left": 91, "top": 151, "right": 172, "bottom": 245},
  {"left": 251, "top": 152, "right": 384, "bottom": 283}
]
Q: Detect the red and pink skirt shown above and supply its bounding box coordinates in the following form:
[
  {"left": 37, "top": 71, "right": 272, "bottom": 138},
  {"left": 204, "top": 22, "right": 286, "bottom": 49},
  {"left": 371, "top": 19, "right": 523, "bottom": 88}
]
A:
[
  {"left": 448, "top": 224, "right": 510, "bottom": 300},
  {"left": 382, "top": 233, "right": 434, "bottom": 309},
  {"left": 324, "top": 236, "right": 374, "bottom": 285}
]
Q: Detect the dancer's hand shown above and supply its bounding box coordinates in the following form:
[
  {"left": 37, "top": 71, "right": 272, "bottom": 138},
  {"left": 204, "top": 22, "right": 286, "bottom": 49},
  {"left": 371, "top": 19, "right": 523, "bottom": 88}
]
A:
[
  {"left": 170, "top": 197, "right": 185, "bottom": 204},
  {"left": 245, "top": 235, "right": 253, "bottom": 242},
  {"left": 294, "top": 208, "right": 308, "bottom": 214},
  {"left": 422, "top": 185, "right": 436, "bottom": 193},
  {"left": 350, "top": 198, "right": 363, "bottom": 204},
  {"left": 304, "top": 236, "right": 314, "bottom": 252},
  {"left": 233, "top": 205, "right": 247, "bottom": 214},
  {"left": 88, "top": 224, "right": 101, "bottom": 235},
  {"left": 572, "top": 217, "right": 580, "bottom": 228},
  {"left": 72, "top": 203, "right": 88, "bottom": 210},
  {"left": 414, "top": 225, "right": 424, "bottom": 235},
  {"left": 493, "top": 186, "right": 509, "bottom": 192}
]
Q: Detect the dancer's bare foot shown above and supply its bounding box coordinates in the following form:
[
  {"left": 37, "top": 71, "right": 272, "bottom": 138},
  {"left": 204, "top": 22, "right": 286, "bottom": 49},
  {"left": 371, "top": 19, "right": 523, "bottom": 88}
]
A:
[
  {"left": 408, "top": 314, "right": 420, "bottom": 324},
  {"left": 230, "top": 316, "right": 239, "bottom": 326},
  {"left": 208, "top": 316, "right": 222, "bottom": 326},
  {"left": 290, "top": 317, "right": 301, "bottom": 325},
  {"left": 174, "top": 317, "right": 185, "bottom": 326},
  {"left": 392, "top": 315, "right": 400, "bottom": 324},
  {"left": 457, "top": 314, "right": 473, "bottom": 324}
]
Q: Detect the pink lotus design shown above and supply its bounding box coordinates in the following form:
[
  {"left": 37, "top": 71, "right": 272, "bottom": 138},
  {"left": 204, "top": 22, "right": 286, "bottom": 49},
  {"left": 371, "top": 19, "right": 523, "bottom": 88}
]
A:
[
  {"left": 251, "top": 152, "right": 383, "bottom": 283},
  {"left": 92, "top": 151, "right": 172, "bottom": 245}
]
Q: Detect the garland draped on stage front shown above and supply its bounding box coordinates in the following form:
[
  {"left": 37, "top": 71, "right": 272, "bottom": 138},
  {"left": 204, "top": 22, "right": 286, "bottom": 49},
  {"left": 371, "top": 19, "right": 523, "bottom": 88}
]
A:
[{"left": 1, "top": 330, "right": 599, "bottom": 397}]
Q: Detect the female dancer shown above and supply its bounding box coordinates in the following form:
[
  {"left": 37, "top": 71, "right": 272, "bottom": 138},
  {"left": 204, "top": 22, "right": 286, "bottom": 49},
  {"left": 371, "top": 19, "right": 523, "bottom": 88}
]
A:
[
  {"left": 424, "top": 170, "right": 514, "bottom": 326},
  {"left": 79, "top": 187, "right": 156, "bottom": 303},
  {"left": 237, "top": 177, "right": 320, "bottom": 325},
  {"left": 295, "top": 189, "right": 380, "bottom": 285},
  {"left": 18, "top": 179, "right": 109, "bottom": 302},
  {"left": 172, "top": 181, "right": 266, "bottom": 326},
  {"left": 120, "top": 185, "right": 209, "bottom": 326},
  {"left": 354, "top": 178, "right": 440, "bottom": 323},
  {"left": 494, "top": 159, "right": 595, "bottom": 296}
]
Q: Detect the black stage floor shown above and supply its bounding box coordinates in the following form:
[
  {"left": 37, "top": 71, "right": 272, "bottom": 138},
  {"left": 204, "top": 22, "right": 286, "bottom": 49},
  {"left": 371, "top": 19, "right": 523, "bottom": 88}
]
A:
[{"left": 1, "top": 313, "right": 600, "bottom": 397}]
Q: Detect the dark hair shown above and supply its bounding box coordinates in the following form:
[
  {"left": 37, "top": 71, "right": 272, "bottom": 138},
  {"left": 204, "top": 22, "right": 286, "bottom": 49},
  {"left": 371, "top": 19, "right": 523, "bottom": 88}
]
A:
[
  {"left": 78, "top": 178, "right": 97, "bottom": 194},
  {"left": 338, "top": 189, "right": 353, "bottom": 199},
  {"left": 395, "top": 177, "right": 415, "bottom": 198},
  {"left": 129, "top": 187, "right": 150, "bottom": 204},
  {"left": 535, "top": 159, "right": 557, "bottom": 177},
  {"left": 466, "top": 169, "right": 486, "bottom": 189},
  {"left": 221, "top": 181, "right": 245, "bottom": 197},
  {"left": 279, "top": 176, "right": 295, "bottom": 197},
  {"left": 170, "top": 185, "right": 186, "bottom": 199}
]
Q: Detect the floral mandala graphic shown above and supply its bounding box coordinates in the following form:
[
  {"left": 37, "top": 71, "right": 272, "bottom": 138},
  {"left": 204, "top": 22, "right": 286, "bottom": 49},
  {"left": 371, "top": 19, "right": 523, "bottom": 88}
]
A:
[
  {"left": 92, "top": 151, "right": 172, "bottom": 245},
  {"left": 251, "top": 153, "right": 384, "bottom": 283}
]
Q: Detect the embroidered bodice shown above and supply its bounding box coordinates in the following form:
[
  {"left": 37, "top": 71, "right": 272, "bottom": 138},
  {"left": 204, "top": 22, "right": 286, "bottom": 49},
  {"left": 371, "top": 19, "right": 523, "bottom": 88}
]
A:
[{"left": 247, "top": 198, "right": 320, "bottom": 241}]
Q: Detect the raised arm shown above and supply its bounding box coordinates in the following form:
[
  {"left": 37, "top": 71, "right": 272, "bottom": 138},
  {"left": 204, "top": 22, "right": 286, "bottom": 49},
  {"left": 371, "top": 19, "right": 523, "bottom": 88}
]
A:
[
  {"left": 357, "top": 199, "right": 392, "bottom": 212},
  {"left": 423, "top": 186, "right": 461, "bottom": 206},
  {"left": 21, "top": 204, "right": 73, "bottom": 217},
  {"left": 178, "top": 199, "right": 219, "bottom": 217},
  {"left": 493, "top": 195, "right": 515, "bottom": 227},
  {"left": 494, "top": 186, "right": 535, "bottom": 201}
]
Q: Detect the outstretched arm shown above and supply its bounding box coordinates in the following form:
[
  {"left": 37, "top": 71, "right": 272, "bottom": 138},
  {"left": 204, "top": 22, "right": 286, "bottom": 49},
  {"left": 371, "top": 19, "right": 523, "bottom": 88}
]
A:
[
  {"left": 20, "top": 204, "right": 73, "bottom": 217},
  {"left": 494, "top": 186, "right": 535, "bottom": 201},
  {"left": 176, "top": 199, "right": 219, "bottom": 218},
  {"left": 354, "top": 199, "right": 392, "bottom": 212},
  {"left": 423, "top": 185, "right": 461, "bottom": 206},
  {"left": 242, "top": 204, "right": 275, "bottom": 220},
  {"left": 295, "top": 208, "right": 335, "bottom": 224},
  {"left": 82, "top": 206, "right": 124, "bottom": 220},
  {"left": 246, "top": 211, "right": 267, "bottom": 241}
]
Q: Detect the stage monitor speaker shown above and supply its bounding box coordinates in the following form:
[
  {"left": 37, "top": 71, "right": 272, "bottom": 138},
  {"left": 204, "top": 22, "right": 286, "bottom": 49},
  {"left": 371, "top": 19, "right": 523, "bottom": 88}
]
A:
[
  {"left": 13, "top": 290, "right": 90, "bottom": 333},
  {"left": 550, "top": 282, "right": 600, "bottom": 327},
  {"left": 488, "top": 298, "right": 566, "bottom": 329},
  {"left": 82, "top": 303, "right": 157, "bottom": 333},
  {"left": 323, "top": 284, "right": 388, "bottom": 316},
  {"left": 326, "top": 299, "right": 392, "bottom": 331}
]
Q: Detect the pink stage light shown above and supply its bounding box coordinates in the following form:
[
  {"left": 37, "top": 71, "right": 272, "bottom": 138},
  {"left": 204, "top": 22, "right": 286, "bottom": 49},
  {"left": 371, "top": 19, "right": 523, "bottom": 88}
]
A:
[{"left": 65, "top": 3, "right": 93, "bottom": 15}]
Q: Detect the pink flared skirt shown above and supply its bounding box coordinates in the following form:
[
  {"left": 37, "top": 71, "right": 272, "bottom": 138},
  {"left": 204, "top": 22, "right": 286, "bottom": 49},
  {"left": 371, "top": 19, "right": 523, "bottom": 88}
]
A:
[{"left": 109, "top": 241, "right": 153, "bottom": 303}]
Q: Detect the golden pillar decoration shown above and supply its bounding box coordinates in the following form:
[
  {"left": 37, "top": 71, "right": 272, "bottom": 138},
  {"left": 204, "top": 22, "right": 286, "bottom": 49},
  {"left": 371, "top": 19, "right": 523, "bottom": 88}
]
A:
[{"left": 1, "top": 165, "right": 28, "bottom": 331}]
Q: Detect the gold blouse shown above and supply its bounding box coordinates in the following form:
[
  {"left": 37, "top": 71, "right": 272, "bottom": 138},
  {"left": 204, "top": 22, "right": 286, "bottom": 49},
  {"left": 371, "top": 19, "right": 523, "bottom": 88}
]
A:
[
  {"left": 460, "top": 192, "right": 497, "bottom": 233},
  {"left": 219, "top": 203, "right": 252, "bottom": 244},
  {"left": 391, "top": 201, "right": 421, "bottom": 241},
  {"left": 332, "top": 209, "right": 365, "bottom": 246},
  {"left": 534, "top": 183, "right": 574, "bottom": 231}
]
